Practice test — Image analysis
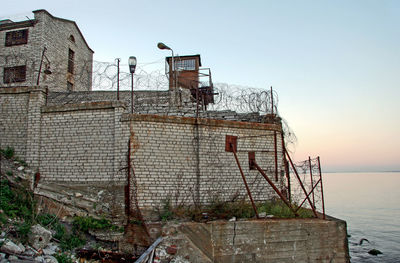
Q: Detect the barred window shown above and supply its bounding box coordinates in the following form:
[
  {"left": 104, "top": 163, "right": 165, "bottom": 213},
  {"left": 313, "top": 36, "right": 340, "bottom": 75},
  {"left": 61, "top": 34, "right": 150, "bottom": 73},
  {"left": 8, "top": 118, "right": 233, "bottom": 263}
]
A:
[
  {"left": 3, "top": 66, "right": 26, "bottom": 83},
  {"left": 5, "top": 29, "right": 28, "bottom": 46},
  {"left": 175, "top": 59, "right": 196, "bottom": 70},
  {"left": 68, "top": 49, "right": 74, "bottom": 74}
]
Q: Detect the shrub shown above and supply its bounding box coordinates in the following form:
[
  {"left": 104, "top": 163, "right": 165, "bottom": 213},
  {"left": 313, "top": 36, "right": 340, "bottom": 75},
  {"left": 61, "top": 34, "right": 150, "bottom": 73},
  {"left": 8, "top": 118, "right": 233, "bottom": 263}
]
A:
[{"left": 1, "top": 147, "right": 15, "bottom": 159}]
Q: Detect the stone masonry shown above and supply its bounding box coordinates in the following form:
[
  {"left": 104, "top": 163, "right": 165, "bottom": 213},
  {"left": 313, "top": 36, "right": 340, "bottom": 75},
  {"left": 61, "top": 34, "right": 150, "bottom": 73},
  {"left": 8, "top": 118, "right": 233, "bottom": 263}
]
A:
[{"left": 0, "top": 10, "right": 93, "bottom": 91}]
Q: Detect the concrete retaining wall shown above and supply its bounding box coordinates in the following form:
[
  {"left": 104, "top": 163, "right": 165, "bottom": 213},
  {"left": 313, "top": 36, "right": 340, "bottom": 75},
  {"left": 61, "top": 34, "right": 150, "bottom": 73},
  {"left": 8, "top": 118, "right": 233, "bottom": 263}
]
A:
[{"left": 177, "top": 219, "right": 350, "bottom": 263}]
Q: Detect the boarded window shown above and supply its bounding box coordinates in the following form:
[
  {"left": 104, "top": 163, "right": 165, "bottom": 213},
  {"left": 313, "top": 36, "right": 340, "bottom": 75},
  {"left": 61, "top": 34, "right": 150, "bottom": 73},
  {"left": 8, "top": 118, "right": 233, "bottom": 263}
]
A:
[
  {"left": 68, "top": 49, "right": 74, "bottom": 74},
  {"left": 3, "top": 66, "right": 26, "bottom": 83},
  {"left": 5, "top": 29, "right": 28, "bottom": 46}
]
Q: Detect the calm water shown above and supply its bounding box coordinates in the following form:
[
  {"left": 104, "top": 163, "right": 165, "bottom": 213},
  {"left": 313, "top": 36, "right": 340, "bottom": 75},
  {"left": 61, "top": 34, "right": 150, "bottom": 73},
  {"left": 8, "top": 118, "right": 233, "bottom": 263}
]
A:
[{"left": 323, "top": 172, "right": 400, "bottom": 263}]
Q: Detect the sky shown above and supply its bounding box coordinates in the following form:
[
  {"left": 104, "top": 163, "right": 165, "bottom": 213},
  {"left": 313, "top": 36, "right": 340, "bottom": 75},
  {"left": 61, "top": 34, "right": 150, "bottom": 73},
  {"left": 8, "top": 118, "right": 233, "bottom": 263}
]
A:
[{"left": 2, "top": 0, "right": 399, "bottom": 172}]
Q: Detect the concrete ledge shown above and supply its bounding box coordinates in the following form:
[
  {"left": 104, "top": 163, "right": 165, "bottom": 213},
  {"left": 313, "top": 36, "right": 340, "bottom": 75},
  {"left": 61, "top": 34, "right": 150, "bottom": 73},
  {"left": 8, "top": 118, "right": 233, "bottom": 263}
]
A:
[
  {"left": 0, "top": 86, "right": 47, "bottom": 94},
  {"left": 122, "top": 113, "right": 282, "bottom": 131},
  {"left": 42, "top": 101, "right": 126, "bottom": 113}
]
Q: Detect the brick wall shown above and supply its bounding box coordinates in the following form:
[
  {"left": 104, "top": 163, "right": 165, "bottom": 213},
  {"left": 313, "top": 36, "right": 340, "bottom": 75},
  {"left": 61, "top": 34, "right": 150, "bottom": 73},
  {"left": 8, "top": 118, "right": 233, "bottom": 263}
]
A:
[
  {"left": 0, "top": 87, "right": 46, "bottom": 160},
  {"left": 1, "top": 87, "right": 286, "bottom": 221},
  {"left": 123, "top": 114, "right": 285, "bottom": 210},
  {"left": 39, "top": 101, "right": 126, "bottom": 182}
]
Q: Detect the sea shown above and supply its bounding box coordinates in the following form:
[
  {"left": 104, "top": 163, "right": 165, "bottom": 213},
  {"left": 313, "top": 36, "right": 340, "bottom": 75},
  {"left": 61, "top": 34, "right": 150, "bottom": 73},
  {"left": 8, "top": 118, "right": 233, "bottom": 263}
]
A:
[{"left": 323, "top": 172, "right": 400, "bottom": 263}]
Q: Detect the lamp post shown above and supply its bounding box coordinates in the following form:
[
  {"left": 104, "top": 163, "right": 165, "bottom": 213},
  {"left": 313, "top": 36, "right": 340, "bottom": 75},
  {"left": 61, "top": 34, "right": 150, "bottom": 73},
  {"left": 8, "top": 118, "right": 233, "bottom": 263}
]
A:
[
  {"left": 36, "top": 47, "right": 52, "bottom": 85},
  {"left": 128, "top": 56, "right": 137, "bottom": 113},
  {"left": 157, "top": 42, "right": 176, "bottom": 89}
]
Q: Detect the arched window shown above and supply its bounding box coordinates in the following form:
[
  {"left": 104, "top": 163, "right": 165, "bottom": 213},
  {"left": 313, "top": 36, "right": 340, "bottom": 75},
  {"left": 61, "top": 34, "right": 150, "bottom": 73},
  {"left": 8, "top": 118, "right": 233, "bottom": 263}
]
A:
[{"left": 69, "top": 35, "right": 75, "bottom": 43}]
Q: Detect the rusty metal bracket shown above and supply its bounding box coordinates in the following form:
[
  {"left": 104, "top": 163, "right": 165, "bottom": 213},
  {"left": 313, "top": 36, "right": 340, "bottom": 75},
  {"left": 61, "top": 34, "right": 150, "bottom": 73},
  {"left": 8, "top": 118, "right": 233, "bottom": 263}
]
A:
[
  {"left": 248, "top": 152, "right": 256, "bottom": 170},
  {"left": 250, "top": 155, "right": 299, "bottom": 217},
  {"left": 228, "top": 138, "right": 259, "bottom": 219},
  {"left": 225, "top": 135, "right": 237, "bottom": 152}
]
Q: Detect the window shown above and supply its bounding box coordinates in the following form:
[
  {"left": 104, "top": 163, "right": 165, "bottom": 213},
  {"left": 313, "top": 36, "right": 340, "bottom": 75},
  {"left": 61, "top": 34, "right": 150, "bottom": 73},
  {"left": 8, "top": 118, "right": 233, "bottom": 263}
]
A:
[
  {"left": 5, "top": 29, "right": 28, "bottom": 46},
  {"left": 69, "top": 35, "right": 75, "bottom": 43},
  {"left": 68, "top": 49, "right": 74, "bottom": 74},
  {"left": 3, "top": 66, "right": 26, "bottom": 83},
  {"left": 175, "top": 59, "right": 196, "bottom": 71}
]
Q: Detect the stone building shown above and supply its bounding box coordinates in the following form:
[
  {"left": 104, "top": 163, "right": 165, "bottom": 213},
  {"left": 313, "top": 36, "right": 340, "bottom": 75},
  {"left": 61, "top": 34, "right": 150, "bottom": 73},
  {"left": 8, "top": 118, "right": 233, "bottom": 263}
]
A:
[
  {"left": 0, "top": 10, "right": 286, "bottom": 223},
  {"left": 0, "top": 9, "right": 93, "bottom": 91}
]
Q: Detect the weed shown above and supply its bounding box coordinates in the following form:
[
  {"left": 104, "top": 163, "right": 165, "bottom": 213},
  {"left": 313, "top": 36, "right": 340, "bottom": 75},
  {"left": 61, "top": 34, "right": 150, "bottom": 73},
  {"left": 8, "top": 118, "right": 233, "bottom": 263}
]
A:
[
  {"left": 258, "top": 200, "right": 313, "bottom": 218},
  {"left": 55, "top": 252, "right": 74, "bottom": 263},
  {"left": 59, "top": 233, "right": 86, "bottom": 250},
  {"left": 73, "top": 216, "right": 123, "bottom": 232},
  {"left": 6, "top": 171, "right": 13, "bottom": 177},
  {"left": 159, "top": 199, "right": 173, "bottom": 221},
  {"left": 1, "top": 147, "right": 15, "bottom": 159}
]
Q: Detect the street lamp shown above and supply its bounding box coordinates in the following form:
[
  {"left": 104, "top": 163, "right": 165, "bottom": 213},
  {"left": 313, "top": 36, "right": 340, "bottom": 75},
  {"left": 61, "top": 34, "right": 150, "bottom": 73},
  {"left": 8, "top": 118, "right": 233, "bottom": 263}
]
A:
[
  {"left": 36, "top": 47, "right": 52, "bottom": 85},
  {"left": 157, "top": 42, "right": 176, "bottom": 89},
  {"left": 128, "top": 56, "right": 137, "bottom": 113}
]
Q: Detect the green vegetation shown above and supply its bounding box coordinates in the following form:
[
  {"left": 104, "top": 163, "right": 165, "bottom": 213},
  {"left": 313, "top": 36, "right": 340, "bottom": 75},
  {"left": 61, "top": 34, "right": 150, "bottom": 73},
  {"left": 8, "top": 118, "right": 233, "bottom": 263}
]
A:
[
  {"left": 157, "top": 198, "right": 314, "bottom": 221},
  {"left": 0, "top": 146, "right": 15, "bottom": 159},
  {"left": 55, "top": 252, "right": 75, "bottom": 263},
  {"left": 73, "top": 216, "right": 123, "bottom": 232},
  {"left": 0, "top": 179, "right": 35, "bottom": 241}
]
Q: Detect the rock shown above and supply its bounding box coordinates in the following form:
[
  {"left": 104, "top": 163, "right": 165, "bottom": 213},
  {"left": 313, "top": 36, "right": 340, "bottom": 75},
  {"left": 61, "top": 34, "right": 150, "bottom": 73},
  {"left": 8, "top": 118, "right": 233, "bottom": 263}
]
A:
[
  {"left": 258, "top": 212, "right": 266, "bottom": 218},
  {"left": 266, "top": 215, "right": 274, "bottom": 218},
  {"left": 0, "top": 253, "right": 5, "bottom": 260},
  {"left": 8, "top": 255, "right": 18, "bottom": 260},
  {"left": 1, "top": 240, "right": 23, "bottom": 254},
  {"left": 166, "top": 245, "right": 177, "bottom": 255},
  {"left": 42, "top": 244, "right": 58, "bottom": 255},
  {"left": 368, "top": 249, "right": 382, "bottom": 256},
  {"left": 28, "top": 224, "right": 52, "bottom": 250},
  {"left": 0, "top": 259, "right": 7, "bottom": 263},
  {"left": 228, "top": 217, "right": 236, "bottom": 222},
  {"left": 74, "top": 192, "right": 83, "bottom": 198},
  {"left": 359, "top": 238, "right": 370, "bottom": 245},
  {"left": 34, "top": 256, "right": 45, "bottom": 262},
  {"left": 17, "top": 243, "right": 26, "bottom": 253},
  {"left": 17, "top": 166, "right": 24, "bottom": 171},
  {"left": 44, "top": 255, "right": 58, "bottom": 263},
  {"left": 0, "top": 232, "right": 5, "bottom": 238}
]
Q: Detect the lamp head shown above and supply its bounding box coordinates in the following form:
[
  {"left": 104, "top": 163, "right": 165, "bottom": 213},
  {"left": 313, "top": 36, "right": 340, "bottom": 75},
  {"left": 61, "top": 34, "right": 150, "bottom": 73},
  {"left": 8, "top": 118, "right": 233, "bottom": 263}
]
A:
[
  {"left": 128, "top": 56, "right": 137, "bottom": 73},
  {"left": 157, "top": 42, "right": 171, "bottom": 50},
  {"left": 44, "top": 64, "right": 52, "bottom": 75}
]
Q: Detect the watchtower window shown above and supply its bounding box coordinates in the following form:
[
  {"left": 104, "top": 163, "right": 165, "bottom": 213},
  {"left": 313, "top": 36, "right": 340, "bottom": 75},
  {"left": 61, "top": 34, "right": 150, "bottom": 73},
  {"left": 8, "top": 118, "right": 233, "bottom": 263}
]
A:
[
  {"left": 175, "top": 59, "right": 196, "bottom": 71},
  {"left": 3, "top": 65, "right": 26, "bottom": 83},
  {"left": 68, "top": 49, "right": 74, "bottom": 74},
  {"left": 5, "top": 29, "right": 28, "bottom": 46}
]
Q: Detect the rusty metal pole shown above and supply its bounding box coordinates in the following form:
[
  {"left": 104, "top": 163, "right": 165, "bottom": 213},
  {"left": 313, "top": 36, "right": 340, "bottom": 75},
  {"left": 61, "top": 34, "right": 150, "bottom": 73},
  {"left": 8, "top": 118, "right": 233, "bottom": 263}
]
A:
[
  {"left": 281, "top": 132, "right": 291, "bottom": 202},
  {"left": 317, "top": 156, "right": 326, "bottom": 219},
  {"left": 270, "top": 86, "right": 274, "bottom": 114},
  {"left": 308, "top": 156, "right": 315, "bottom": 208},
  {"left": 253, "top": 162, "right": 299, "bottom": 217},
  {"left": 285, "top": 150, "right": 319, "bottom": 218},
  {"left": 116, "top": 58, "right": 120, "bottom": 100},
  {"left": 131, "top": 73, "right": 134, "bottom": 113},
  {"left": 273, "top": 132, "right": 278, "bottom": 181},
  {"left": 231, "top": 147, "right": 259, "bottom": 219},
  {"left": 126, "top": 139, "right": 131, "bottom": 219}
]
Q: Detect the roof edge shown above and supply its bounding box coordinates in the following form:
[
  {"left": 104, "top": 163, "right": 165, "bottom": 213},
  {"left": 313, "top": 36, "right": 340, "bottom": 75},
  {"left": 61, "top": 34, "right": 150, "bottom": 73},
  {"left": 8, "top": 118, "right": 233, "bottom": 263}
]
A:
[{"left": 33, "top": 9, "right": 94, "bottom": 53}]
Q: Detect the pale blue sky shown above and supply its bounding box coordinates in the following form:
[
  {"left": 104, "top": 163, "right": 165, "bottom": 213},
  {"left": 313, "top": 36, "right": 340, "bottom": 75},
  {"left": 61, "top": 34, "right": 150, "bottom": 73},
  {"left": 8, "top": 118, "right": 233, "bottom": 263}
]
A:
[{"left": 2, "top": 0, "right": 399, "bottom": 171}]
